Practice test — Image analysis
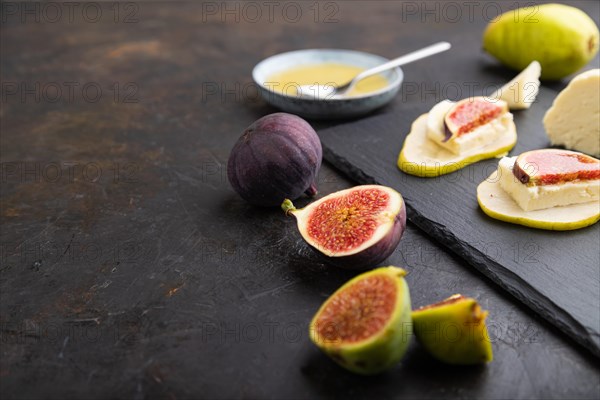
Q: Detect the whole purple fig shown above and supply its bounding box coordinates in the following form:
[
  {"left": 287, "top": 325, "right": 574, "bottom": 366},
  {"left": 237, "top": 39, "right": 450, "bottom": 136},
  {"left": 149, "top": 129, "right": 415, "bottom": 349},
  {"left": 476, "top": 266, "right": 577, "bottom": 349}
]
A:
[{"left": 227, "top": 113, "right": 322, "bottom": 207}]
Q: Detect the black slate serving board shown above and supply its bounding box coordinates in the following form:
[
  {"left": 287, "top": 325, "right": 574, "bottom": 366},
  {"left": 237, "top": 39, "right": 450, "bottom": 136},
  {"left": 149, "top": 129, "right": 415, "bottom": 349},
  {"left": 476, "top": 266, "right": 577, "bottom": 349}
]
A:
[{"left": 318, "top": 85, "right": 600, "bottom": 357}]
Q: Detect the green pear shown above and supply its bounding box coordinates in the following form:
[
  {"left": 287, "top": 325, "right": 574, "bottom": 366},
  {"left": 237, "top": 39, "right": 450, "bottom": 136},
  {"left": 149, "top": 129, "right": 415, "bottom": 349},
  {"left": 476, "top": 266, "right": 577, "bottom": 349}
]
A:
[{"left": 483, "top": 3, "right": 599, "bottom": 80}]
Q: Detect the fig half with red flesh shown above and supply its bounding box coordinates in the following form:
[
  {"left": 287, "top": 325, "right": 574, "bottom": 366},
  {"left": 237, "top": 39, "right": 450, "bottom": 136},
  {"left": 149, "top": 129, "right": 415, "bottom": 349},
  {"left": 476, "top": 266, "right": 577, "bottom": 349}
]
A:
[
  {"left": 444, "top": 97, "right": 508, "bottom": 141},
  {"left": 309, "top": 266, "right": 412, "bottom": 375},
  {"left": 282, "top": 185, "right": 406, "bottom": 270},
  {"left": 513, "top": 149, "right": 600, "bottom": 186}
]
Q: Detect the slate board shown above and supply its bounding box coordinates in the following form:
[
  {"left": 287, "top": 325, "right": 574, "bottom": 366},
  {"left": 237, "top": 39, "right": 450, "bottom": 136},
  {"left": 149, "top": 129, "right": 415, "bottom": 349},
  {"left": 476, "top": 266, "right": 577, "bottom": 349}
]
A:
[{"left": 318, "top": 85, "right": 600, "bottom": 357}]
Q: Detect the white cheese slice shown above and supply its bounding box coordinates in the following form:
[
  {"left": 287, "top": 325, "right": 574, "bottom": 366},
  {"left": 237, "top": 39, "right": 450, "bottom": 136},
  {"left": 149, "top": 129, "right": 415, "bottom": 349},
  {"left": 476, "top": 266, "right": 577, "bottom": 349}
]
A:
[
  {"left": 498, "top": 156, "right": 600, "bottom": 212},
  {"left": 543, "top": 69, "right": 600, "bottom": 158}
]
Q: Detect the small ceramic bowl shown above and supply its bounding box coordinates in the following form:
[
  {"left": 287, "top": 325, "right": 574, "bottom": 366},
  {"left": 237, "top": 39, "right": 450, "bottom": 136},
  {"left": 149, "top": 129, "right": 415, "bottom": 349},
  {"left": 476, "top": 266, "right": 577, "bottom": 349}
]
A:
[{"left": 252, "top": 49, "right": 403, "bottom": 120}]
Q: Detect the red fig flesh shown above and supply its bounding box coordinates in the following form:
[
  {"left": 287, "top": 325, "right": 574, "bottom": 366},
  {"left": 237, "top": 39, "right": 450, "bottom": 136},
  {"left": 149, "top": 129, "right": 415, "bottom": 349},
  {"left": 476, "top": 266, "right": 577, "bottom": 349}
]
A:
[
  {"left": 513, "top": 149, "right": 600, "bottom": 186},
  {"left": 309, "top": 266, "right": 412, "bottom": 375},
  {"left": 282, "top": 185, "right": 406, "bottom": 269},
  {"left": 227, "top": 113, "right": 322, "bottom": 207},
  {"left": 444, "top": 97, "right": 507, "bottom": 141}
]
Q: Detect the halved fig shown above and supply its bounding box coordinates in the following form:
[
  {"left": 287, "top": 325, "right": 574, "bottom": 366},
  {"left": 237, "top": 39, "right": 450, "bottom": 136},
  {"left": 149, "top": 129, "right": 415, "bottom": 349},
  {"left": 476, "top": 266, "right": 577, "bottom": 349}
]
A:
[
  {"left": 489, "top": 61, "right": 541, "bottom": 110},
  {"left": 513, "top": 149, "right": 600, "bottom": 186},
  {"left": 398, "top": 112, "right": 516, "bottom": 177},
  {"left": 282, "top": 185, "right": 406, "bottom": 269},
  {"left": 412, "top": 294, "right": 493, "bottom": 365},
  {"left": 444, "top": 97, "right": 508, "bottom": 141},
  {"left": 309, "top": 266, "right": 412, "bottom": 375}
]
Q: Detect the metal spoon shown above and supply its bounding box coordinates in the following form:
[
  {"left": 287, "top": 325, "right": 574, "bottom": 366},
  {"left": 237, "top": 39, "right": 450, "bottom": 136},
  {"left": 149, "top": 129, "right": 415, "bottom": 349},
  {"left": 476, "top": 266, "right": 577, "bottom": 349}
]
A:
[{"left": 298, "top": 41, "right": 451, "bottom": 100}]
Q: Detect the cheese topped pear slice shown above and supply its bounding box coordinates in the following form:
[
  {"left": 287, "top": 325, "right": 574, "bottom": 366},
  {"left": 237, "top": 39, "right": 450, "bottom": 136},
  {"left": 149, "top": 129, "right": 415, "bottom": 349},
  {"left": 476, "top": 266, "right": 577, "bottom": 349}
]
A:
[
  {"left": 478, "top": 149, "right": 600, "bottom": 230},
  {"left": 398, "top": 97, "right": 516, "bottom": 177}
]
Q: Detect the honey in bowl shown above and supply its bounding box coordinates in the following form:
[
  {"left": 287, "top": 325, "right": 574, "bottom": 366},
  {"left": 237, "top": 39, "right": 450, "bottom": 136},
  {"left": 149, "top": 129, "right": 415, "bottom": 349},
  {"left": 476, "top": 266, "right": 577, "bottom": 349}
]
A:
[{"left": 266, "top": 63, "right": 389, "bottom": 97}]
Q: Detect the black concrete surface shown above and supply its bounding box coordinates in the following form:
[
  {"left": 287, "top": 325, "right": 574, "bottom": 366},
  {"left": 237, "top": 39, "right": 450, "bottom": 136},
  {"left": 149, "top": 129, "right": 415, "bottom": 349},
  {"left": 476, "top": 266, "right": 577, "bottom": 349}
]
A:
[{"left": 1, "top": 1, "right": 599, "bottom": 399}]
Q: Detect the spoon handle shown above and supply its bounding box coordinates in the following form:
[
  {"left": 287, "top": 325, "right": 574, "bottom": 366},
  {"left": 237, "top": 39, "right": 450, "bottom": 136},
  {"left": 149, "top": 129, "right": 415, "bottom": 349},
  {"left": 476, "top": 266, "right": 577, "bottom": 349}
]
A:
[{"left": 346, "top": 41, "right": 451, "bottom": 92}]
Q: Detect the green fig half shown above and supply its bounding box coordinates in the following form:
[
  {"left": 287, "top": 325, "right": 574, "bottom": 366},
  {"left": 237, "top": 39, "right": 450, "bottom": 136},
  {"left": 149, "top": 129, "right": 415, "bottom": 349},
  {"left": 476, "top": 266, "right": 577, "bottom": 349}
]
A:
[
  {"left": 412, "top": 294, "right": 493, "bottom": 365},
  {"left": 309, "top": 266, "right": 412, "bottom": 375}
]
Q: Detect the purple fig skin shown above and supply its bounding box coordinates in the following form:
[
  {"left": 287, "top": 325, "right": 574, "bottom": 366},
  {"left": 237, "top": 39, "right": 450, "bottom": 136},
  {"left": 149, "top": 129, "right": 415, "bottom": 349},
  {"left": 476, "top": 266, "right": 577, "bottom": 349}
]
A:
[
  {"left": 442, "top": 122, "right": 453, "bottom": 143},
  {"left": 227, "top": 113, "right": 322, "bottom": 207},
  {"left": 512, "top": 159, "right": 531, "bottom": 184},
  {"left": 319, "top": 200, "right": 406, "bottom": 270},
  {"left": 513, "top": 163, "right": 530, "bottom": 184}
]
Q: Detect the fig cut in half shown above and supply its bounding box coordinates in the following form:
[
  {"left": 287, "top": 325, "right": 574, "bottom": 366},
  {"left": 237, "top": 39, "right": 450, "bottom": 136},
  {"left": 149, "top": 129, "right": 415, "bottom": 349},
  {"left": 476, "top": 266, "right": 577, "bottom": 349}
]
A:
[
  {"left": 282, "top": 185, "right": 406, "bottom": 270},
  {"left": 444, "top": 97, "right": 508, "bottom": 141},
  {"left": 309, "top": 266, "right": 412, "bottom": 375},
  {"left": 513, "top": 149, "right": 600, "bottom": 186},
  {"left": 412, "top": 294, "right": 493, "bottom": 365}
]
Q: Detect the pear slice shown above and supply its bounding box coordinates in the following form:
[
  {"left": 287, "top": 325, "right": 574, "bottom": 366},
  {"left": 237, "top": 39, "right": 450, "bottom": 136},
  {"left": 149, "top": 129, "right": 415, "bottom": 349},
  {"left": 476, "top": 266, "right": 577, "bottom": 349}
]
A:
[
  {"left": 412, "top": 294, "right": 493, "bottom": 365},
  {"left": 489, "top": 61, "right": 542, "bottom": 110},
  {"left": 398, "top": 113, "right": 517, "bottom": 177},
  {"left": 477, "top": 171, "right": 600, "bottom": 230}
]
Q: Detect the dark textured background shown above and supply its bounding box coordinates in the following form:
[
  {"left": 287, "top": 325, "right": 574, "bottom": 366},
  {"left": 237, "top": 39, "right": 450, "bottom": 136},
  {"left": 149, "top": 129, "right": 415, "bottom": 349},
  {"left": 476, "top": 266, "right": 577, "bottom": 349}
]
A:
[{"left": 1, "top": 1, "right": 599, "bottom": 399}]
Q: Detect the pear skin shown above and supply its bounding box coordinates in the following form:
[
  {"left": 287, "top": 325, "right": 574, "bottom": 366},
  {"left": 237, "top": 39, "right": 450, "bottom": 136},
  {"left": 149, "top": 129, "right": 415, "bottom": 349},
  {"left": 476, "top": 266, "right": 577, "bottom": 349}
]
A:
[{"left": 483, "top": 4, "right": 599, "bottom": 80}]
